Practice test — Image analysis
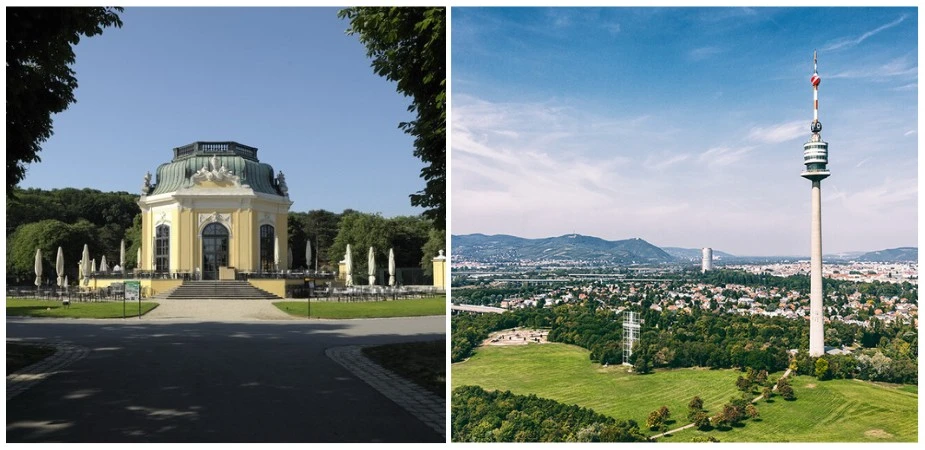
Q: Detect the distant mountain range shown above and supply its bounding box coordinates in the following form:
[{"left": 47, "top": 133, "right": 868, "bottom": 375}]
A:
[
  {"left": 662, "top": 247, "right": 736, "bottom": 262},
  {"left": 452, "top": 234, "right": 674, "bottom": 264},
  {"left": 453, "top": 233, "right": 917, "bottom": 265},
  {"left": 856, "top": 247, "right": 917, "bottom": 263}
]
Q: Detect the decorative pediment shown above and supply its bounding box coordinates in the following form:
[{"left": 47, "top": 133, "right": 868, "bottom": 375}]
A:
[
  {"left": 155, "top": 211, "right": 170, "bottom": 226},
  {"left": 259, "top": 213, "right": 275, "bottom": 227},
  {"left": 198, "top": 212, "right": 232, "bottom": 234},
  {"left": 191, "top": 155, "right": 241, "bottom": 187}
]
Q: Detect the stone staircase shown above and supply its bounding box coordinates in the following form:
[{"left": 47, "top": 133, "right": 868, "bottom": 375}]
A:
[{"left": 165, "top": 280, "right": 281, "bottom": 300}]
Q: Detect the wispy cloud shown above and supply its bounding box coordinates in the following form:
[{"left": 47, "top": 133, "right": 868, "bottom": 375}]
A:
[
  {"left": 904, "top": 130, "right": 916, "bottom": 137},
  {"left": 644, "top": 153, "right": 690, "bottom": 171},
  {"left": 822, "top": 14, "right": 907, "bottom": 51},
  {"left": 698, "top": 146, "right": 755, "bottom": 168},
  {"left": 829, "top": 55, "right": 917, "bottom": 80},
  {"left": 601, "top": 22, "right": 621, "bottom": 35},
  {"left": 746, "top": 120, "right": 805, "bottom": 144},
  {"left": 688, "top": 46, "right": 724, "bottom": 61}
]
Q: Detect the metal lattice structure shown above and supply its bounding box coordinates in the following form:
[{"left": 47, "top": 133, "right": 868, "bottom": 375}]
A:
[{"left": 622, "top": 311, "right": 640, "bottom": 366}]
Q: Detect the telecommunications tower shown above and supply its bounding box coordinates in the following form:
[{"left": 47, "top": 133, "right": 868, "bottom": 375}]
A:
[{"left": 802, "top": 51, "right": 830, "bottom": 357}]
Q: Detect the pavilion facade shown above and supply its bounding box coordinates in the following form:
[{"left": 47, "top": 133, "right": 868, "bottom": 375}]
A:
[{"left": 138, "top": 142, "right": 292, "bottom": 280}]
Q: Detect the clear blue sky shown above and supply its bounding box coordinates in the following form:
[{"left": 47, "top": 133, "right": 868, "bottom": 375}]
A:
[
  {"left": 21, "top": 7, "right": 425, "bottom": 218},
  {"left": 452, "top": 7, "right": 917, "bottom": 255}
]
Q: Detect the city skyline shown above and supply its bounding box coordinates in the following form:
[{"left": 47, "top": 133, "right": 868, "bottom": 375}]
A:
[
  {"left": 18, "top": 7, "right": 426, "bottom": 218},
  {"left": 452, "top": 7, "right": 917, "bottom": 256}
]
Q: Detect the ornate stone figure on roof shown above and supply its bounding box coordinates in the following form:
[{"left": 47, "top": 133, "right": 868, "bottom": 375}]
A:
[
  {"left": 142, "top": 171, "right": 152, "bottom": 196},
  {"left": 277, "top": 171, "right": 288, "bottom": 197},
  {"left": 191, "top": 155, "right": 240, "bottom": 186}
]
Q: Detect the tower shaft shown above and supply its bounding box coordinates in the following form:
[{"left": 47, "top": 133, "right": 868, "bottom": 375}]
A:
[{"left": 809, "top": 180, "right": 825, "bottom": 356}]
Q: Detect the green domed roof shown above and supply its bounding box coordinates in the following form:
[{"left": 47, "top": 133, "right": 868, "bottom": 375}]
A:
[{"left": 145, "top": 142, "right": 285, "bottom": 197}]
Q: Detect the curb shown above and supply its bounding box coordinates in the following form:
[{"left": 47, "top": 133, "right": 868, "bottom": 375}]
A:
[
  {"left": 326, "top": 345, "right": 445, "bottom": 437},
  {"left": 6, "top": 342, "right": 90, "bottom": 401}
]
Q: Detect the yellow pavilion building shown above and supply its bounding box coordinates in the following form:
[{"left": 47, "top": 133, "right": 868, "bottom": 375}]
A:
[{"left": 138, "top": 141, "right": 292, "bottom": 280}]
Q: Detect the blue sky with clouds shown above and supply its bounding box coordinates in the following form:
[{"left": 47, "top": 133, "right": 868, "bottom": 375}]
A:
[
  {"left": 451, "top": 7, "right": 917, "bottom": 256},
  {"left": 20, "top": 7, "right": 424, "bottom": 218}
]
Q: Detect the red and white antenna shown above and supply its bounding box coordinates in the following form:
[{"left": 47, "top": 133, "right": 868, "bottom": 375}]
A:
[
  {"left": 811, "top": 50, "right": 821, "bottom": 126},
  {"left": 810, "top": 51, "right": 822, "bottom": 136}
]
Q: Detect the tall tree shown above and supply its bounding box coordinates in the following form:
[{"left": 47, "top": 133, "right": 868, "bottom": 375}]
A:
[
  {"left": 339, "top": 7, "right": 446, "bottom": 229},
  {"left": 6, "top": 7, "right": 123, "bottom": 191}
]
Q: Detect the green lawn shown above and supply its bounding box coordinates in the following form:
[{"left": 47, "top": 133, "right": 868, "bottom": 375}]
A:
[
  {"left": 273, "top": 296, "right": 446, "bottom": 319},
  {"left": 663, "top": 376, "right": 918, "bottom": 442},
  {"left": 363, "top": 340, "right": 446, "bottom": 397},
  {"left": 452, "top": 342, "right": 917, "bottom": 442},
  {"left": 7, "top": 298, "right": 159, "bottom": 318}
]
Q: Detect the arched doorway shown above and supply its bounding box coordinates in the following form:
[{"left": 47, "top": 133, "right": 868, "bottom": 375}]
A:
[{"left": 202, "top": 223, "right": 229, "bottom": 280}]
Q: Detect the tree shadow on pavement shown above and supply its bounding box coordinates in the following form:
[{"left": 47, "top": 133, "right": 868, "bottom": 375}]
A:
[{"left": 6, "top": 319, "right": 445, "bottom": 443}]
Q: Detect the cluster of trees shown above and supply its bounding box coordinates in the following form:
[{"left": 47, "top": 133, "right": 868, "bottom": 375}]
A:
[
  {"left": 645, "top": 406, "right": 671, "bottom": 432},
  {"left": 322, "top": 211, "right": 443, "bottom": 278},
  {"left": 289, "top": 209, "right": 443, "bottom": 277},
  {"left": 7, "top": 188, "right": 140, "bottom": 283},
  {"left": 7, "top": 188, "right": 444, "bottom": 285},
  {"left": 451, "top": 385, "right": 646, "bottom": 442},
  {"left": 687, "top": 397, "right": 710, "bottom": 430},
  {"left": 450, "top": 308, "right": 551, "bottom": 362},
  {"left": 791, "top": 348, "right": 916, "bottom": 384},
  {"left": 709, "top": 397, "right": 760, "bottom": 429},
  {"left": 630, "top": 308, "right": 794, "bottom": 373}
]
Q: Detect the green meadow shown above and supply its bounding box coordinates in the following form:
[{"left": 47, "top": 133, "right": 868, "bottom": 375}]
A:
[
  {"left": 7, "top": 298, "right": 159, "bottom": 318},
  {"left": 274, "top": 296, "right": 445, "bottom": 319},
  {"left": 452, "top": 342, "right": 917, "bottom": 442}
]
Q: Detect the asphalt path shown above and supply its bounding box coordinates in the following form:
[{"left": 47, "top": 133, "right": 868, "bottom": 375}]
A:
[{"left": 6, "top": 316, "right": 445, "bottom": 443}]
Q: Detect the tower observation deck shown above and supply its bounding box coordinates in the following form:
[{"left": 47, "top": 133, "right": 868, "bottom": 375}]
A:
[{"left": 801, "top": 52, "right": 830, "bottom": 182}]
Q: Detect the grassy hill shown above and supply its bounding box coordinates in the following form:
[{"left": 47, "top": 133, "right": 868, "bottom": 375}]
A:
[{"left": 452, "top": 342, "right": 917, "bottom": 442}]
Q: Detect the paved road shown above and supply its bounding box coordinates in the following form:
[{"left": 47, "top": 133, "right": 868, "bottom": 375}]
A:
[{"left": 6, "top": 315, "right": 445, "bottom": 442}]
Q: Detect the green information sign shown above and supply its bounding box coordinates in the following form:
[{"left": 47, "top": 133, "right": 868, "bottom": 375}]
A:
[{"left": 125, "top": 281, "right": 141, "bottom": 301}]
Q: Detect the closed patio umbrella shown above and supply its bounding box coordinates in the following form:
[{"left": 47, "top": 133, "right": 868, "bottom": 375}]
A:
[
  {"left": 388, "top": 248, "right": 396, "bottom": 287},
  {"left": 120, "top": 239, "right": 126, "bottom": 270},
  {"left": 305, "top": 240, "right": 312, "bottom": 271},
  {"left": 34, "top": 248, "right": 43, "bottom": 287},
  {"left": 345, "top": 244, "right": 353, "bottom": 287},
  {"left": 82, "top": 244, "right": 90, "bottom": 286},
  {"left": 91, "top": 258, "right": 97, "bottom": 275},
  {"left": 368, "top": 246, "right": 376, "bottom": 286},
  {"left": 56, "top": 247, "right": 65, "bottom": 288},
  {"left": 100, "top": 255, "right": 109, "bottom": 273}
]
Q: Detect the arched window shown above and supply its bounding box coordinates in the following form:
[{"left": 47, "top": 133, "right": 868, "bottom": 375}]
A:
[
  {"left": 155, "top": 225, "right": 170, "bottom": 273},
  {"left": 259, "top": 224, "right": 275, "bottom": 272}
]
